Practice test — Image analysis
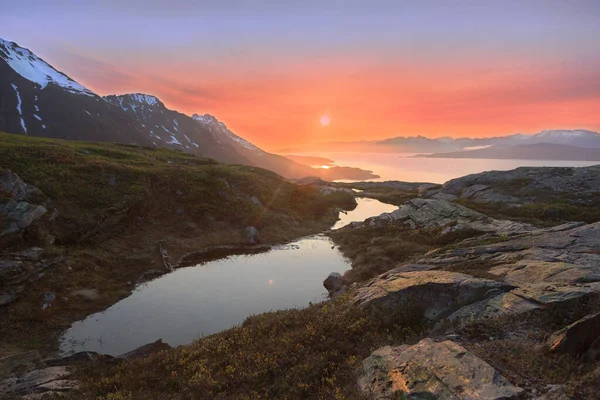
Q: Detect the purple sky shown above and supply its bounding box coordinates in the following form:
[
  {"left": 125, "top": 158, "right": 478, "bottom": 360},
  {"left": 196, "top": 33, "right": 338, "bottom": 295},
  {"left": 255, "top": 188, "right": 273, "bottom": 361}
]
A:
[{"left": 3, "top": 0, "right": 600, "bottom": 148}]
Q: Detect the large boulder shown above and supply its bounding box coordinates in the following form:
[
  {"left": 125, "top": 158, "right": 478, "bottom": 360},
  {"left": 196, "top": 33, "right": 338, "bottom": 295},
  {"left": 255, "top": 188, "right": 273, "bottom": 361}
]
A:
[
  {"left": 358, "top": 339, "right": 523, "bottom": 399},
  {"left": 323, "top": 272, "right": 345, "bottom": 298},
  {"left": 547, "top": 313, "right": 600, "bottom": 355},
  {"left": 354, "top": 269, "right": 513, "bottom": 322}
]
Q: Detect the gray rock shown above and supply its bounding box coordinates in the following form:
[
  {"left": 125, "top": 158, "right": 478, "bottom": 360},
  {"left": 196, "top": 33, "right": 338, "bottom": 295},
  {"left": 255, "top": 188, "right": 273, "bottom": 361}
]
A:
[
  {"left": 547, "top": 312, "right": 600, "bottom": 355},
  {"left": 363, "top": 198, "right": 534, "bottom": 236},
  {"left": 439, "top": 165, "right": 600, "bottom": 205},
  {"left": 354, "top": 270, "right": 513, "bottom": 322},
  {"left": 246, "top": 226, "right": 259, "bottom": 244},
  {"left": 0, "top": 170, "right": 48, "bottom": 237},
  {"left": 0, "top": 366, "right": 71, "bottom": 396},
  {"left": 250, "top": 196, "right": 262, "bottom": 206},
  {"left": 116, "top": 339, "right": 171, "bottom": 360},
  {"left": 323, "top": 272, "right": 345, "bottom": 297},
  {"left": 358, "top": 339, "right": 523, "bottom": 399}
]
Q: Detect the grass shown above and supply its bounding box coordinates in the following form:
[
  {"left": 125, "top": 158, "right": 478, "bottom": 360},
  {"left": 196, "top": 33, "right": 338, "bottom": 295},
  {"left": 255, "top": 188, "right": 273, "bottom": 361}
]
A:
[
  {"left": 329, "top": 224, "right": 484, "bottom": 283},
  {"left": 0, "top": 133, "right": 356, "bottom": 355},
  {"left": 452, "top": 295, "right": 600, "bottom": 398},
  {"left": 70, "top": 295, "right": 425, "bottom": 400}
]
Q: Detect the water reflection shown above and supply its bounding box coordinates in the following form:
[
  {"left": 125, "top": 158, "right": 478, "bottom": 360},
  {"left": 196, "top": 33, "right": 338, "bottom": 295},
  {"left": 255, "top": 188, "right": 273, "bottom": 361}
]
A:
[{"left": 60, "top": 235, "right": 352, "bottom": 356}]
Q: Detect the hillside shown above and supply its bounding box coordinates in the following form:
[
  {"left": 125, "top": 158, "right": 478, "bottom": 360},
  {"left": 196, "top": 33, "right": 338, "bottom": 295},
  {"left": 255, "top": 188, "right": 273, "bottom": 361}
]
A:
[
  {"left": 0, "top": 132, "right": 356, "bottom": 356},
  {"left": 57, "top": 164, "right": 600, "bottom": 400}
]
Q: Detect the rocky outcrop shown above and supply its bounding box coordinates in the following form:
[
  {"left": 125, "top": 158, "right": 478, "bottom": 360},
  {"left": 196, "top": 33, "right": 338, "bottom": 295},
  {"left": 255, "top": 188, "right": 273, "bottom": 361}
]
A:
[
  {"left": 547, "top": 313, "right": 600, "bottom": 355},
  {"left": 0, "top": 247, "right": 63, "bottom": 307},
  {"left": 428, "top": 165, "right": 600, "bottom": 206},
  {"left": 0, "top": 340, "right": 172, "bottom": 398},
  {"left": 0, "top": 169, "right": 49, "bottom": 237},
  {"left": 362, "top": 198, "right": 534, "bottom": 236},
  {"left": 354, "top": 269, "right": 513, "bottom": 322},
  {"left": 358, "top": 339, "right": 523, "bottom": 399}
]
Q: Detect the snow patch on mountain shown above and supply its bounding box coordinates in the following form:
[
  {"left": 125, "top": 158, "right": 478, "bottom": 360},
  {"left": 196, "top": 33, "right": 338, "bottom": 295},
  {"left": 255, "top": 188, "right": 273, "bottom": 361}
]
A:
[
  {"left": 10, "top": 83, "right": 27, "bottom": 134},
  {"left": 192, "top": 113, "right": 262, "bottom": 154},
  {"left": 1, "top": 38, "right": 94, "bottom": 97}
]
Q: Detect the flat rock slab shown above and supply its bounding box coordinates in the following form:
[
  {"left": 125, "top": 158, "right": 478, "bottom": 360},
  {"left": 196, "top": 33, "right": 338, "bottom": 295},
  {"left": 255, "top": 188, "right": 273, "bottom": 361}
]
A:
[
  {"left": 512, "top": 282, "right": 600, "bottom": 305},
  {"left": 0, "top": 366, "right": 70, "bottom": 396},
  {"left": 359, "top": 338, "right": 523, "bottom": 399},
  {"left": 354, "top": 270, "right": 513, "bottom": 322},
  {"left": 442, "top": 292, "right": 541, "bottom": 329}
]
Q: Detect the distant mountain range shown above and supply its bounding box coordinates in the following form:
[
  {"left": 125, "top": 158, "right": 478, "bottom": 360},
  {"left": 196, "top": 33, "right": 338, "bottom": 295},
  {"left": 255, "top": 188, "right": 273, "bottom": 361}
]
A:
[
  {"left": 280, "top": 129, "right": 600, "bottom": 157},
  {"left": 417, "top": 143, "right": 600, "bottom": 161},
  {"left": 0, "top": 38, "right": 377, "bottom": 180}
]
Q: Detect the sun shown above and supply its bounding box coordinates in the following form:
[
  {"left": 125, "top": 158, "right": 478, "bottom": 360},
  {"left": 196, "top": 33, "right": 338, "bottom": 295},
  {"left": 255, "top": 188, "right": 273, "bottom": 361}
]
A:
[{"left": 320, "top": 115, "right": 331, "bottom": 127}]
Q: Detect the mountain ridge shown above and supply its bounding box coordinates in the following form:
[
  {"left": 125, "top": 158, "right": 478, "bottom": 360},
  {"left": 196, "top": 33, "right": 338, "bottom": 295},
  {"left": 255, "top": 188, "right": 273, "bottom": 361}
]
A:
[{"left": 0, "top": 37, "right": 378, "bottom": 180}]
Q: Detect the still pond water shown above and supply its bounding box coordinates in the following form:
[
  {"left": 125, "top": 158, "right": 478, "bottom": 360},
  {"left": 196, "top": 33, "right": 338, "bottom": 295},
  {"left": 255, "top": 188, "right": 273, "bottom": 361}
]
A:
[{"left": 59, "top": 198, "right": 397, "bottom": 356}]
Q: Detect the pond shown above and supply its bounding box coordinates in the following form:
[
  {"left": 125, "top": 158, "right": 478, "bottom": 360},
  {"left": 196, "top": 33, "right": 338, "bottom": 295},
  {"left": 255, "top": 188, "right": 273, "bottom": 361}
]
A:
[{"left": 59, "top": 197, "right": 397, "bottom": 356}]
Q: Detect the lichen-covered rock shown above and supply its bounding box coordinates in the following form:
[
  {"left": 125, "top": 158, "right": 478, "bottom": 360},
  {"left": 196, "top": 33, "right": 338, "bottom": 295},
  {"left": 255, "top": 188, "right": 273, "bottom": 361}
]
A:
[
  {"left": 354, "top": 270, "right": 512, "bottom": 322},
  {"left": 358, "top": 339, "right": 523, "bottom": 399}
]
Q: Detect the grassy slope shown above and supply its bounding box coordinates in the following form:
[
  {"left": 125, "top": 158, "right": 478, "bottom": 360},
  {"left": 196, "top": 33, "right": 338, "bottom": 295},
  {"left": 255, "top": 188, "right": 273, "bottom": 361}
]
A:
[
  {"left": 49, "top": 163, "right": 600, "bottom": 398},
  {"left": 0, "top": 133, "right": 355, "bottom": 355}
]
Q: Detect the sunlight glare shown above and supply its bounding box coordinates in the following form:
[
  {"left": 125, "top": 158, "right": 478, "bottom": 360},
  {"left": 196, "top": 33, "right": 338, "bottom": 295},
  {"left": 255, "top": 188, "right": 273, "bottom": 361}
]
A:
[{"left": 320, "top": 115, "right": 331, "bottom": 127}]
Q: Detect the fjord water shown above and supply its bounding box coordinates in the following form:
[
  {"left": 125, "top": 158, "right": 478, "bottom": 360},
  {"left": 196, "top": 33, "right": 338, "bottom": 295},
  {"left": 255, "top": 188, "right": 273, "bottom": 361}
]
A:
[
  {"left": 311, "top": 152, "right": 600, "bottom": 183},
  {"left": 59, "top": 198, "right": 396, "bottom": 356}
]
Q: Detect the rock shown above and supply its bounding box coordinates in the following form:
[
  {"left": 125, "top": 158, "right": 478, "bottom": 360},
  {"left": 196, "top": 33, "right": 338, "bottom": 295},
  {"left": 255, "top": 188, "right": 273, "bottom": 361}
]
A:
[
  {"left": 71, "top": 288, "right": 99, "bottom": 301},
  {"left": 0, "top": 291, "right": 17, "bottom": 306},
  {"left": 441, "top": 292, "right": 541, "bottom": 330},
  {"left": 0, "top": 351, "right": 46, "bottom": 380},
  {"left": 363, "top": 198, "right": 534, "bottom": 236},
  {"left": 438, "top": 165, "right": 600, "bottom": 206},
  {"left": 0, "top": 366, "right": 72, "bottom": 396},
  {"left": 0, "top": 169, "right": 49, "bottom": 237},
  {"left": 41, "top": 292, "right": 55, "bottom": 311},
  {"left": 116, "top": 339, "right": 171, "bottom": 360},
  {"left": 354, "top": 270, "right": 513, "bottom": 322},
  {"left": 535, "top": 385, "right": 571, "bottom": 400},
  {"left": 323, "top": 272, "right": 345, "bottom": 297},
  {"left": 358, "top": 339, "right": 523, "bottom": 399},
  {"left": 547, "top": 312, "right": 600, "bottom": 355},
  {"left": 45, "top": 351, "right": 113, "bottom": 367},
  {"left": 250, "top": 195, "right": 262, "bottom": 206},
  {"left": 246, "top": 226, "right": 259, "bottom": 244}
]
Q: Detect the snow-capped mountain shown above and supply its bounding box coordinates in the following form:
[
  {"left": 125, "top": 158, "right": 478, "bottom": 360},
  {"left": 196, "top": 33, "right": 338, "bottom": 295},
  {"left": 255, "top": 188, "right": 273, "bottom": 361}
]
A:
[
  {"left": 374, "top": 130, "right": 600, "bottom": 153},
  {"left": 104, "top": 93, "right": 250, "bottom": 165},
  {"left": 0, "top": 37, "right": 316, "bottom": 177},
  {"left": 528, "top": 130, "right": 600, "bottom": 148},
  {"left": 0, "top": 38, "right": 151, "bottom": 144}
]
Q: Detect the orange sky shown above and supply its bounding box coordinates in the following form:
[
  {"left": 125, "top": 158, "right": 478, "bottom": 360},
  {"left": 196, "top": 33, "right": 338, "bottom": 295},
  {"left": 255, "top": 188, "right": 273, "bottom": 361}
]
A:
[
  {"left": 76, "top": 55, "right": 599, "bottom": 152},
  {"left": 6, "top": 1, "right": 600, "bottom": 152}
]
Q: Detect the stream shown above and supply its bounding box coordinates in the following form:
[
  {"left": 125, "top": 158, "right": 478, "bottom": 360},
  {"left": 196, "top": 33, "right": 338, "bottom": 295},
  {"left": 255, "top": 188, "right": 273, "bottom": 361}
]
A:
[{"left": 59, "top": 197, "right": 397, "bottom": 356}]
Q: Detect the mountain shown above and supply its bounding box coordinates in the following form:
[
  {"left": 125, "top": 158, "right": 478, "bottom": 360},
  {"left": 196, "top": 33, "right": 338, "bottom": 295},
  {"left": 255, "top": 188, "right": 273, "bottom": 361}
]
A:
[
  {"left": 0, "top": 38, "right": 149, "bottom": 144},
  {"left": 0, "top": 37, "right": 378, "bottom": 180},
  {"left": 417, "top": 143, "right": 600, "bottom": 161},
  {"left": 281, "top": 130, "right": 600, "bottom": 155}
]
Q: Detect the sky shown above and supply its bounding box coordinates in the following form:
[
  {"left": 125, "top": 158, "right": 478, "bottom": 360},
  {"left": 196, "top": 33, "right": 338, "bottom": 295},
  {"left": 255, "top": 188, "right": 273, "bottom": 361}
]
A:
[{"left": 3, "top": 0, "right": 600, "bottom": 151}]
